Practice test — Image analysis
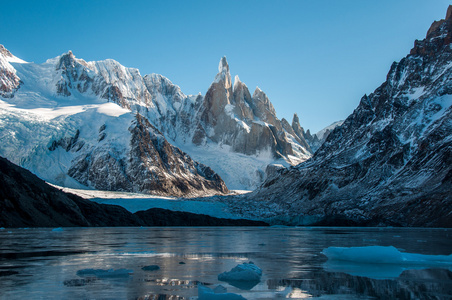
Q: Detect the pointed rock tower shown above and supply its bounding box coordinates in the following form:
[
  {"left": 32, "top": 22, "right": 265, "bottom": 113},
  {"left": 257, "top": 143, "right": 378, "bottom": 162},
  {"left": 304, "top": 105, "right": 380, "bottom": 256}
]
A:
[{"left": 194, "top": 56, "right": 312, "bottom": 162}]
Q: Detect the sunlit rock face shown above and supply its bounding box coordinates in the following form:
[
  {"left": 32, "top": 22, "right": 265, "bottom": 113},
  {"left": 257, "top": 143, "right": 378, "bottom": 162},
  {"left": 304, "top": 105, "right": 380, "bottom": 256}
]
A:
[
  {"left": 194, "top": 56, "right": 312, "bottom": 161},
  {"left": 0, "top": 45, "right": 22, "bottom": 98},
  {"left": 243, "top": 6, "right": 452, "bottom": 227}
]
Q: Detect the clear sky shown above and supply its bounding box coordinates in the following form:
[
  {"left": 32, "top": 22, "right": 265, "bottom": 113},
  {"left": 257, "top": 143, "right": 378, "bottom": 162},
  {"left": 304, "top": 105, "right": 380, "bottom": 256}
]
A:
[{"left": 1, "top": 0, "right": 450, "bottom": 132}]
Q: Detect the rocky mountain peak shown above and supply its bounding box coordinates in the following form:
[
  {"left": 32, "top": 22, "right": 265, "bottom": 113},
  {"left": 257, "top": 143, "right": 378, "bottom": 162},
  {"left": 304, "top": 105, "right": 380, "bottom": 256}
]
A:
[
  {"left": 219, "top": 56, "right": 229, "bottom": 73},
  {"left": 252, "top": 87, "right": 277, "bottom": 117},
  {"left": 412, "top": 5, "right": 452, "bottom": 55},
  {"left": 0, "top": 44, "right": 13, "bottom": 58},
  {"left": 56, "top": 50, "right": 89, "bottom": 70},
  {"left": 214, "top": 56, "right": 232, "bottom": 89},
  {"left": 0, "top": 45, "right": 22, "bottom": 98},
  {"left": 0, "top": 45, "right": 26, "bottom": 64},
  {"left": 233, "top": 75, "right": 242, "bottom": 91},
  {"left": 446, "top": 5, "right": 452, "bottom": 20},
  {"left": 292, "top": 113, "right": 301, "bottom": 127},
  {"left": 291, "top": 113, "right": 308, "bottom": 145}
]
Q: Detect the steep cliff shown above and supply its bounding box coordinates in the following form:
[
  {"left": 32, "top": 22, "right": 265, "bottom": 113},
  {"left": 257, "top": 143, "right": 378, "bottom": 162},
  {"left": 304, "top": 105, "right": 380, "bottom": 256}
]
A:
[{"left": 238, "top": 6, "right": 452, "bottom": 227}]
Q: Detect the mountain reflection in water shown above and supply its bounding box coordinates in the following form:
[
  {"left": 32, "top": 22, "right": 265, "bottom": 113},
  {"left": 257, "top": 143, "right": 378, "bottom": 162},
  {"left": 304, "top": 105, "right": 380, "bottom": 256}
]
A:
[{"left": 0, "top": 227, "right": 450, "bottom": 299}]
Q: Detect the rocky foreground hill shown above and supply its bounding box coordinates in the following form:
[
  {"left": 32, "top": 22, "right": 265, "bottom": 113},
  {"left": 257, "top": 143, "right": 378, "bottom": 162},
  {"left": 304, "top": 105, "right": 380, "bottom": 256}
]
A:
[
  {"left": 0, "top": 156, "right": 267, "bottom": 227},
  {"left": 224, "top": 6, "right": 452, "bottom": 227}
]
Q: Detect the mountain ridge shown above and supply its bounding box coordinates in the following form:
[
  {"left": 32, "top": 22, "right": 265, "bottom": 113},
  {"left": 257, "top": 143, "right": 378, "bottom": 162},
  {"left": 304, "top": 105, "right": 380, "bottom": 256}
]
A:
[
  {"left": 0, "top": 46, "right": 314, "bottom": 192},
  {"left": 220, "top": 6, "right": 452, "bottom": 227}
]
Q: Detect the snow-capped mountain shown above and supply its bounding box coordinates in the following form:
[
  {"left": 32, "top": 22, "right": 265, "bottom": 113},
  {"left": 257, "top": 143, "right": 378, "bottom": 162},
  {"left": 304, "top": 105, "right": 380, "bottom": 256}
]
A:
[
  {"left": 0, "top": 50, "right": 228, "bottom": 196},
  {"left": 231, "top": 6, "right": 452, "bottom": 227},
  {"left": 180, "top": 57, "right": 312, "bottom": 188},
  {"left": 0, "top": 45, "right": 311, "bottom": 193}
]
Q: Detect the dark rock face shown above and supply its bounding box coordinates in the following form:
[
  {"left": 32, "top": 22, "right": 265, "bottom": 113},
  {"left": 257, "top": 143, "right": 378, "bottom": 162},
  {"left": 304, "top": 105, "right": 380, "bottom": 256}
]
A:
[
  {"left": 411, "top": 5, "right": 452, "bottom": 56},
  {"left": 0, "top": 156, "right": 141, "bottom": 227},
  {"left": 0, "top": 156, "right": 266, "bottom": 227},
  {"left": 66, "top": 114, "right": 229, "bottom": 197},
  {"left": 245, "top": 6, "right": 452, "bottom": 227}
]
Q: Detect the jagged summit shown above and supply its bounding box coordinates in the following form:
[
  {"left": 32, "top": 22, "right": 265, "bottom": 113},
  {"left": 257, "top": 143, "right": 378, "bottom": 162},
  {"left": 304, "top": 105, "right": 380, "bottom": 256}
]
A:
[
  {"left": 0, "top": 44, "right": 26, "bottom": 63},
  {"left": 411, "top": 5, "right": 452, "bottom": 56},
  {"left": 233, "top": 75, "right": 243, "bottom": 90},
  {"left": 197, "top": 56, "right": 312, "bottom": 168},
  {"left": 426, "top": 4, "right": 452, "bottom": 37},
  {"left": 0, "top": 45, "right": 23, "bottom": 98},
  {"left": 214, "top": 56, "right": 232, "bottom": 88},
  {"left": 218, "top": 56, "right": 229, "bottom": 73},
  {"left": 254, "top": 86, "right": 262, "bottom": 94},
  {"left": 447, "top": 4, "right": 452, "bottom": 20}
]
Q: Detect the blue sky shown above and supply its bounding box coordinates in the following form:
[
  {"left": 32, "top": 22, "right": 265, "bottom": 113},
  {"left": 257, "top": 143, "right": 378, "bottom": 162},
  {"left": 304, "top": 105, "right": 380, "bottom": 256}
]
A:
[{"left": 1, "top": 0, "right": 450, "bottom": 132}]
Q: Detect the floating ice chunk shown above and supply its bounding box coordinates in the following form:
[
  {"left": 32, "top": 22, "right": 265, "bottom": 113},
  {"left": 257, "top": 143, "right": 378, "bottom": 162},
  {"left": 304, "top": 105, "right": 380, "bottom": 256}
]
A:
[
  {"left": 322, "top": 246, "right": 452, "bottom": 265},
  {"left": 218, "top": 262, "right": 262, "bottom": 290},
  {"left": 198, "top": 284, "right": 247, "bottom": 300},
  {"left": 322, "top": 246, "right": 452, "bottom": 280},
  {"left": 322, "top": 246, "right": 403, "bottom": 264},
  {"left": 218, "top": 262, "right": 262, "bottom": 282},
  {"left": 52, "top": 227, "right": 64, "bottom": 232},
  {"left": 76, "top": 268, "right": 133, "bottom": 278}
]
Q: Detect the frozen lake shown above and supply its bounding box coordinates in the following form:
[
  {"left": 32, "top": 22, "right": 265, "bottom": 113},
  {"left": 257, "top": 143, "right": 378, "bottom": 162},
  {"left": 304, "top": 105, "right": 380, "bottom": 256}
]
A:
[{"left": 0, "top": 227, "right": 451, "bottom": 299}]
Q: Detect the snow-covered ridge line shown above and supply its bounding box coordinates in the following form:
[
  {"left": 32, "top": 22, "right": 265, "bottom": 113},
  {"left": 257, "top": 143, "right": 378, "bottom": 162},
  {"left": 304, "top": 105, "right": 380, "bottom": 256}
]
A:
[{"left": 0, "top": 43, "right": 316, "bottom": 191}]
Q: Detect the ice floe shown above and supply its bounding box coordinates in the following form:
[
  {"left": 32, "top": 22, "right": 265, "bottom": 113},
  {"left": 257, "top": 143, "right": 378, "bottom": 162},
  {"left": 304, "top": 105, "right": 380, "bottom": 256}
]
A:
[
  {"left": 218, "top": 262, "right": 262, "bottom": 290},
  {"left": 322, "top": 246, "right": 452, "bottom": 265},
  {"left": 322, "top": 246, "right": 452, "bottom": 279}
]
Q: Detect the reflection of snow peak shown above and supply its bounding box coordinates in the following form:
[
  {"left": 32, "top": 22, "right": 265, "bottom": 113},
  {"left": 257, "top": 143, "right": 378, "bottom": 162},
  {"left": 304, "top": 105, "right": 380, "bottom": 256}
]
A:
[
  {"left": 198, "top": 285, "right": 246, "bottom": 300},
  {"left": 322, "top": 246, "right": 452, "bottom": 265}
]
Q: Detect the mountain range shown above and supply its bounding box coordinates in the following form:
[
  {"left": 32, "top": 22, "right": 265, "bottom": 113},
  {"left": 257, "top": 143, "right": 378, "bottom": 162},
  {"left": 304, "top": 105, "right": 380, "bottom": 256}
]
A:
[
  {"left": 0, "top": 44, "right": 326, "bottom": 194},
  {"left": 1, "top": 6, "right": 451, "bottom": 227}
]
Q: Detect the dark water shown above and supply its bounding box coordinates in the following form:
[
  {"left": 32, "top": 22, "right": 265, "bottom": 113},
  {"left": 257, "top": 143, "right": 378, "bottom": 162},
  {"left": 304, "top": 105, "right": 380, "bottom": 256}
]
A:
[{"left": 0, "top": 227, "right": 451, "bottom": 299}]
